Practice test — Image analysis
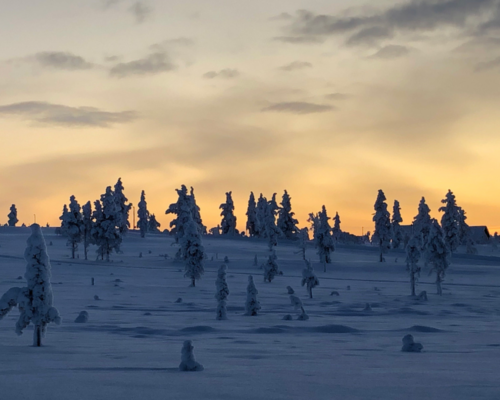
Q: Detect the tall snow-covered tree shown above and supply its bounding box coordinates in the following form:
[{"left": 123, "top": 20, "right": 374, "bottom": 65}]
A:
[
  {"left": 137, "top": 190, "right": 149, "bottom": 238},
  {"left": 439, "top": 190, "right": 461, "bottom": 253},
  {"left": 405, "top": 236, "right": 421, "bottom": 297},
  {"left": 277, "top": 190, "right": 299, "bottom": 239},
  {"left": 255, "top": 194, "right": 268, "bottom": 237},
  {"left": 90, "top": 200, "right": 105, "bottom": 260},
  {"left": 7, "top": 204, "right": 18, "bottom": 227},
  {"left": 59, "top": 204, "right": 69, "bottom": 237},
  {"left": 188, "top": 187, "right": 206, "bottom": 235},
  {"left": 263, "top": 251, "right": 279, "bottom": 283},
  {"left": 372, "top": 190, "right": 392, "bottom": 262},
  {"left": 81, "top": 201, "right": 93, "bottom": 261},
  {"left": 181, "top": 215, "right": 205, "bottom": 287},
  {"left": 413, "top": 197, "right": 432, "bottom": 250},
  {"left": 220, "top": 191, "right": 238, "bottom": 235},
  {"left": 309, "top": 206, "right": 335, "bottom": 272},
  {"left": 148, "top": 214, "right": 161, "bottom": 233},
  {"left": 215, "top": 264, "right": 229, "bottom": 320},
  {"left": 425, "top": 219, "right": 450, "bottom": 296},
  {"left": 332, "top": 212, "right": 341, "bottom": 242},
  {"left": 301, "top": 260, "right": 319, "bottom": 299},
  {"left": 166, "top": 185, "right": 193, "bottom": 246},
  {"left": 246, "top": 192, "right": 258, "bottom": 237},
  {"left": 113, "top": 178, "right": 132, "bottom": 235},
  {"left": 64, "top": 195, "right": 84, "bottom": 259},
  {"left": 296, "top": 227, "right": 309, "bottom": 261},
  {"left": 264, "top": 198, "right": 282, "bottom": 251},
  {"left": 92, "top": 187, "right": 122, "bottom": 261},
  {"left": 0, "top": 224, "right": 61, "bottom": 346},
  {"left": 244, "top": 275, "right": 261, "bottom": 316},
  {"left": 391, "top": 200, "right": 404, "bottom": 249}
]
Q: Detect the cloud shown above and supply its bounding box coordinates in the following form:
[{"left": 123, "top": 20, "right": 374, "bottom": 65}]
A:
[
  {"left": 475, "top": 56, "right": 500, "bottom": 71},
  {"left": 284, "top": 1, "right": 497, "bottom": 46},
  {"left": 325, "top": 93, "right": 350, "bottom": 100},
  {"left": 272, "top": 36, "right": 325, "bottom": 44},
  {"left": 129, "top": 1, "right": 151, "bottom": 23},
  {"left": 0, "top": 101, "right": 137, "bottom": 128},
  {"left": 278, "top": 61, "right": 312, "bottom": 71},
  {"left": 13, "top": 52, "right": 93, "bottom": 70},
  {"left": 150, "top": 37, "right": 195, "bottom": 52},
  {"left": 261, "top": 102, "right": 334, "bottom": 114},
  {"left": 110, "top": 52, "right": 175, "bottom": 77},
  {"left": 370, "top": 45, "right": 411, "bottom": 59},
  {"left": 203, "top": 69, "right": 240, "bottom": 79},
  {"left": 270, "top": 12, "right": 293, "bottom": 21}
]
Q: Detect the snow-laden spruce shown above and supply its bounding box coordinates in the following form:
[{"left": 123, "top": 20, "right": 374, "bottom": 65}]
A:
[
  {"left": 264, "top": 195, "right": 282, "bottom": 250},
  {"left": 277, "top": 190, "right": 299, "bottom": 239},
  {"left": 405, "top": 236, "right": 421, "bottom": 297},
  {"left": 263, "top": 251, "right": 279, "bottom": 283},
  {"left": 425, "top": 219, "right": 450, "bottom": 296},
  {"left": 59, "top": 204, "right": 69, "bottom": 237},
  {"left": 220, "top": 191, "right": 238, "bottom": 235},
  {"left": 166, "top": 185, "right": 194, "bottom": 250},
  {"left": 290, "top": 295, "right": 309, "bottom": 320},
  {"left": 413, "top": 197, "right": 432, "bottom": 250},
  {"left": 148, "top": 214, "right": 161, "bottom": 233},
  {"left": 137, "top": 190, "right": 149, "bottom": 238},
  {"left": 113, "top": 178, "right": 132, "bottom": 235},
  {"left": 179, "top": 340, "right": 204, "bottom": 371},
  {"left": 332, "top": 212, "right": 341, "bottom": 242},
  {"left": 372, "top": 190, "right": 391, "bottom": 262},
  {"left": 91, "top": 187, "right": 122, "bottom": 261},
  {"left": 181, "top": 215, "right": 205, "bottom": 287},
  {"left": 255, "top": 194, "right": 268, "bottom": 237},
  {"left": 63, "top": 195, "right": 84, "bottom": 259},
  {"left": 188, "top": 187, "right": 207, "bottom": 234},
  {"left": 245, "top": 275, "right": 261, "bottom": 316},
  {"left": 81, "top": 201, "right": 93, "bottom": 260},
  {"left": 246, "top": 192, "right": 258, "bottom": 237},
  {"left": 8, "top": 204, "right": 18, "bottom": 226},
  {"left": 301, "top": 260, "right": 319, "bottom": 298},
  {"left": 308, "top": 205, "right": 335, "bottom": 272},
  {"left": 391, "top": 200, "right": 404, "bottom": 249},
  {"left": 296, "top": 227, "right": 309, "bottom": 261},
  {"left": 0, "top": 224, "right": 61, "bottom": 346},
  {"left": 439, "top": 190, "right": 461, "bottom": 253},
  {"left": 215, "top": 264, "right": 229, "bottom": 320}
]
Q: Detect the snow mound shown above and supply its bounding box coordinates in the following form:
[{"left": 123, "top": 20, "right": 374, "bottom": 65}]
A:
[
  {"left": 407, "top": 325, "right": 443, "bottom": 333},
  {"left": 309, "top": 325, "right": 359, "bottom": 334},
  {"left": 75, "top": 311, "right": 89, "bottom": 323},
  {"left": 180, "top": 326, "right": 217, "bottom": 333}
]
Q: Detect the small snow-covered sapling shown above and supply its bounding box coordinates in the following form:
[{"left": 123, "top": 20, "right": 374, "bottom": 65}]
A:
[
  {"left": 75, "top": 311, "right": 89, "bottom": 323},
  {"left": 253, "top": 255, "right": 258, "bottom": 267},
  {"left": 215, "top": 264, "right": 229, "bottom": 320},
  {"left": 245, "top": 275, "right": 261, "bottom": 316},
  {"left": 224, "top": 256, "right": 229, "bottom": 263},
  {"left": 301, "top": 260, "right": 319, "bottom": 298},
  {"left": 401, "top": 334, "right": 423, "bottom": 353},
  {"left": 263, "top": 251, "right": 279, "bottom": 283},
  {"left": 179, "top": 340, "right": 204, "bottom": 371},
  {"left": 290, "top": 295, "right": 309, "bottom": 320},
  {"left": 287, "top": 286, "right": 295, "bottom": 295}
]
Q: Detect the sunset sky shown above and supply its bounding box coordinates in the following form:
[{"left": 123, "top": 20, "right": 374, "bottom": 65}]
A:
[{"left": 1, "top": 0, "right": 500, "bottom": 234}]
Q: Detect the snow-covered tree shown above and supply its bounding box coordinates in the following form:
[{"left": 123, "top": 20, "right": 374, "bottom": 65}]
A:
[
  {"left": 255, "top": 194, "right": 267, "bottom": 237},
  {"left": 179, "top": 340, "right": 204, "bottom": 371},
  {"left": 391, "top": 200, "right": 404, "bottom": 249},
  {"left": 290, "top": 295, "right": 308, "bottom": 320},
  {"left": 413, "top": 197, "right": 432, "bottom": 250},
  {"left": 246, "top": 192, "right": 258, "bottom": 237},
  {"left": 81, "top": 201, "right": 93, "bottom": 261},
  {"left": 188, "top": 187, "right": 206, "bottom": 235},
  {"left": 59, "top": 204, "right": 69, "bottom": 237},
  {"left": 0, "top": 224, "right": 61, "bottom": 346},
  {"left": 148, "top": 214, "right": 161, "bottom": 233},
  {"left": 439, "top": 190, "right": 461, "bottom": 253},
  {"left": 181, "top": 216, "right": 205, "bottom": 287},
  {"left": 215, "top": 264, "right": 229, "bottom": 320},
  {"left": 263, "top": 251, "right": 279, "bottom": 282},
  {"left": 64, "top": 195, "right": 84, "bottom": 259},
  {"left": 372, "top": 190, "right": 392, "bottom": 262},
  {"left": 137, "top": 190, "right": 149, "bottom": 238},
  {"left": 301, "top": 259, "right": 319, "bottom": 298},
  {"left": 332, "top": 212, "right": 341, "bottom": 242},
  {"left": 7, "top": 204, "right": 18, "bottom": 227},
  {"left": 166, "top": 185, "right": 193, "bottom": 246},
  {"left": 244, "top": 275, "right": 261, "bottom": 316},
  {"left": 424, "top": 219, "right": 450, "bottom": 296},
  {"left": 308, "top": 206, "right": 335, "bottom": 272},
  {"left": 264, "top": 197, "right": 282, "bottom": 251},
  {"left": 405, "top": 236, "right": 421, "bottom": 296},
  {"left": 296, "top": 227, "right": 309, "bottom": 261},
  {"left": 220, "top": 191, "right": 238, "bottom": 235},
  {"left": 277, "top": 190, "right": 299, "bottom": 239},
  {"left": 91, "top": 187, "right": 122, "bottom": 261},
  {"left": 113, "top": 178, "right": 132, "bottom": 235}
]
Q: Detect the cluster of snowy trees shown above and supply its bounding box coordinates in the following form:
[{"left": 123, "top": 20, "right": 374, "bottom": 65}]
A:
[{"left": 372, "top": 189, "right": 474, "bottom": 296}]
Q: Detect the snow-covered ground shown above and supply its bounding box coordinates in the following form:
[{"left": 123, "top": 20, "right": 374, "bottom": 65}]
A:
[{"left": 1, "top": 229, "right": 500, "bottom": 400}]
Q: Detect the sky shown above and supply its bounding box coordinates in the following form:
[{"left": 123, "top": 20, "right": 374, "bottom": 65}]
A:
[{"left": 1, "top": 0, "right": 500, "bottom": 234}]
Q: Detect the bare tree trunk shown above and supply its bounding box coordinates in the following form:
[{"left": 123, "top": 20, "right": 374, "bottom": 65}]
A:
[
  {"left": 33, "top": 325, "right": 42, "bottom": 347},
  {"left": 323, "top": 262, "right": 326, "bottom": 273},
  {"left": 192, "top": 278, "right": 196, "bottom": 287},
  {"left": 436, "top": 274, "right": 442, "bottom": 296},
  {"left": 411, "top": 272, "right": 416, "bottom": 297},
  {"left": 379, "top": 250, "right": 384, "bottom": 262},
  {"left": 71, "top": 242, "right": 75, "bottom": 259},
  {"left": 84, "top": 237, "right": 88, "bottom": 261},
  {"left": 309, "top": 287, "right": 313, "bottom": 299}
]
